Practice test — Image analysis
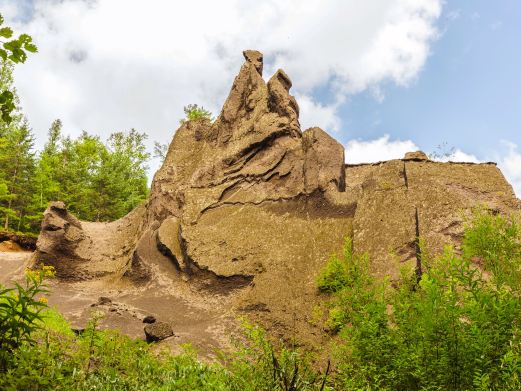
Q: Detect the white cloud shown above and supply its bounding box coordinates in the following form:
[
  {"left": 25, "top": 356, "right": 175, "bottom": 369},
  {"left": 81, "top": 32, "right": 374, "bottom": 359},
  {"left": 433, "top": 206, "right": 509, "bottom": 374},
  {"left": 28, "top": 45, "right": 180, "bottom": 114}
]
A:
[
  {"left": 295, "top": 94, "right": 340, "bottom": 132},
  {"left": 434, "top": 149, "right": 480, "bottom": 163},
  {"left": 1, "top": 0, "right": 442, "bottom": 148},
  {"left": 497, "top": 141, "right": 521, "bottom": 198},
  {"left": 345, "top": 134, "right": 418, "bottom": 163}
]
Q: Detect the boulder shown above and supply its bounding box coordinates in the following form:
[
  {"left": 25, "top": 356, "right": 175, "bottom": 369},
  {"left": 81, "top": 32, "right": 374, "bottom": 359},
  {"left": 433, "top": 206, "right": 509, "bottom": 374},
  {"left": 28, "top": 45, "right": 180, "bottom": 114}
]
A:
[
  {"left": 404, "top": 151, "right": 429, "bottom": 161},
  {"left": 144, "top": 321, "right": 173, "bottom": 342},
  {"left": 97, "top": 297, "right": 112, "bottom": 305},
  {"left": 142, "top": 315, "right": 156, "bottom": 324}
]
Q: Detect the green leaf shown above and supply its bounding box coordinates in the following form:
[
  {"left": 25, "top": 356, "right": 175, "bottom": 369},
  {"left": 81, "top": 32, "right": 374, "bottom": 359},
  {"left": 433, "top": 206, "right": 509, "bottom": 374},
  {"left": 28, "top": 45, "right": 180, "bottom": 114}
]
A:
[
  {"left": 24, "top": 43, "right": 37, "bottom": 53},
  {"left": 0, "top": 27, "right": 13, "bottom": 39},
  {"left": 18, "top": 33, "right": 32, "bottom": 44}
]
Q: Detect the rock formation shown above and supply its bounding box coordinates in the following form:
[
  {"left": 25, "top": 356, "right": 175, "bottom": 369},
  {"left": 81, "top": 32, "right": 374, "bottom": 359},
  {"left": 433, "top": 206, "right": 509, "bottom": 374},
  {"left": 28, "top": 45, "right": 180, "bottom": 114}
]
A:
[{"left": 32, "top": 51, "right": 520, "bottom": 347}]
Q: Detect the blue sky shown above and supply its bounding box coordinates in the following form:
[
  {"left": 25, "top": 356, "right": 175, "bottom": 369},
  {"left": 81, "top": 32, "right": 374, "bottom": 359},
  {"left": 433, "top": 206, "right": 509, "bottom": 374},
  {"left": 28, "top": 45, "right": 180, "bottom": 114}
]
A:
[
  {"left": 1, "top": 0, "right": 520, "bottom": 194},
  {"left": 338, "top": 0, "right": 521, "bottom": 159}
]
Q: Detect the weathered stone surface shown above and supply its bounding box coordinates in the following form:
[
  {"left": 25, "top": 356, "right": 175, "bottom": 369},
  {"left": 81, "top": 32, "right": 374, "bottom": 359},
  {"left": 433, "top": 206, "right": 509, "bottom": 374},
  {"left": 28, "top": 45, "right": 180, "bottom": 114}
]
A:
[
  {"left": 144, "top": 321, "right": 173, "bottom": 342},
  {"left": 32, "top": 202, "right": 146, "bottom": 280},
  {"left": 143, "top": 315, "right": 156, "bottom": 324},
  {"left": 404, "top": 151, "right": 429, "bottom": 161},
  {"left": 31, "top": 51, "right": 520, "bottom": 349},
  {"left": 97, "top": 296, "right": 112, "bottom": 305},
  {"left": 303, "top": 127, "right": 345, "bottom": 193},
  {"left": 34, "top": 201, "right": 87, "bottom": 278},
  {"left": 156, "top": 217, "right": 188, "bottom": 272},
  {"left": 347, "top": 159, "right": 519, "bottom": 280}
]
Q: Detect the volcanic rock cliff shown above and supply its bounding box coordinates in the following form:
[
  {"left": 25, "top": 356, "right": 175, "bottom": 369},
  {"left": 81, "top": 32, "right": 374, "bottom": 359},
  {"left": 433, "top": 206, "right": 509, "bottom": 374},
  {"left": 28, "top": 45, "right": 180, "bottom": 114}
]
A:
[{"left": 32, "top": 51, "right": 520, "bottom": 347}]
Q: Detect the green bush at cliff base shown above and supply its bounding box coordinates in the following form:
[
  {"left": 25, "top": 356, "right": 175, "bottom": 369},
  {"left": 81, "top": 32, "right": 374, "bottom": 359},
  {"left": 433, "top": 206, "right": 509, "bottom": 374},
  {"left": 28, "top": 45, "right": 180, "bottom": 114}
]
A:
[{"left": 319, "top": 210, "right": 521, "bottom": 390}]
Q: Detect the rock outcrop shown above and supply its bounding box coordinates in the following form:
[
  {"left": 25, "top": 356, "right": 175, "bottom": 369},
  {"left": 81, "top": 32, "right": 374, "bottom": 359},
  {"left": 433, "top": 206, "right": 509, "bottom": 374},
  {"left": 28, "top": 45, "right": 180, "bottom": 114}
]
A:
[{"left": 31, "top": 51, "right": 520, "bottom": 347}]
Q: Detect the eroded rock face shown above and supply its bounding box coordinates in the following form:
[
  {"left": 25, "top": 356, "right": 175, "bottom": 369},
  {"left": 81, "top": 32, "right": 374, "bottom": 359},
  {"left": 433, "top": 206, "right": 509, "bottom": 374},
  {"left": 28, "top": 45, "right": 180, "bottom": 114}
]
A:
[
  {"left": 404, "top": 151, "right": 429, "bottom": 161},
  {"left": 32, "top": 51, "right": 520, "bottom": 348},
  {"left": 35, "top": 202, "right": 87, "bottom": 278}
]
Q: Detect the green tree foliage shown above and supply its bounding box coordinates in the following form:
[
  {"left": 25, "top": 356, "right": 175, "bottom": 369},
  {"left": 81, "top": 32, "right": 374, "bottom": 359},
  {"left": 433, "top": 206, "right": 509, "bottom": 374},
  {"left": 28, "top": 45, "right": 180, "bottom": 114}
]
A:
[
  {"left": 33, "top": 119, "right": 63, "bottom": 211},
  {"left": 0, "top": 13, "right": 37, "bottom": 123},
  {"left": 35, "top": 127, "right": 150, "bottom": 222},
  {"left": 92, "top": 129, "right": 150, "bottom": 221},
  {"left": 180, "top": 103, "right": 213, "bottom": 124},
  {"left": 319, "top": 210, "right": 521, "bottom": 390},
  {"left": 0, "top": 63, "right": 37, "bottom": 232}
]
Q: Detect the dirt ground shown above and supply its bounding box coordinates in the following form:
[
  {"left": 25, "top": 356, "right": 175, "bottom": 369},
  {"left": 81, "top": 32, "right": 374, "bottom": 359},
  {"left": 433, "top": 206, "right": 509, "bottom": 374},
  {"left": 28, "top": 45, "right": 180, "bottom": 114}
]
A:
[{"left": 0, "top": 249, "right": 241, "bottom": 359}]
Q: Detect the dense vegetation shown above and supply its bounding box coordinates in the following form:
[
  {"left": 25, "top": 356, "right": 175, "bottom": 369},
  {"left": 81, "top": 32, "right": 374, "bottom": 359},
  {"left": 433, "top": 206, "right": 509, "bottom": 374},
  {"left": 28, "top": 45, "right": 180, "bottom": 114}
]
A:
[{"left": 317, "top": 209, "right": 521, "bottom": 390}]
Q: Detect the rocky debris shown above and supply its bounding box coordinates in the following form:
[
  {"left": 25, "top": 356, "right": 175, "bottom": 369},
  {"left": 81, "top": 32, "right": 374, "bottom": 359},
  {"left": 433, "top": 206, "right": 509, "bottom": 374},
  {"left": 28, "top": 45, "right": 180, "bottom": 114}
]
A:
[
  {"left": 0, "top": 231, "right": 37, "bottom": 251},
  {"left": 97, "top": 297, "right": 112, "bottom": 305},
  {"left": 31, "top": 50, "right": 521, "bottom": 350},
  {"left": 404, "top": 151, "right": 429, "bottom": 161},
  {"left": 144, "top": 321, "right": 173, "bottom": 342},
  {"left": 143, "top": 315, "right": 156, "bottom": 324},
  {"left": 72, "top": 328, "right": 85, "bottom": 336},
  {"left": 0, "top": 240, "right": 24, "bottom": 252}
]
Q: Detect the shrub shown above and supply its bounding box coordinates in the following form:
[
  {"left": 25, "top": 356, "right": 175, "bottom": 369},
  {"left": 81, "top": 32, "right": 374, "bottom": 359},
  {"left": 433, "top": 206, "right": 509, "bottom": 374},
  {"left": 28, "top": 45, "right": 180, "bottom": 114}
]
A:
[
  {"left": 463, "top": 208, "right": 521, "bottom": 289},
  {"left": 180, "top": 103, "right": 213, "bottom": 124},
  {"left": 319, "top": 211, "right": 521, "bottom": 390},
  {"left": 0, "top": 265, "right": 54, "bottom": 370},
  {"left": 0, "top": 313, "right": 331, "bottom": 390}
]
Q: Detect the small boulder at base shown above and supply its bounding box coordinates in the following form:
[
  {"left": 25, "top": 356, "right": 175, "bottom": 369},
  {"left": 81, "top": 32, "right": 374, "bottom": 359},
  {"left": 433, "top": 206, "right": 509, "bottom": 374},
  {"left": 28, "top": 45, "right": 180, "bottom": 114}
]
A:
[
  {"left": 144, "top": 321, "right": 173, "bottom": 342},
  {"left": 97, "top": 297, "right": 112, "bottom": 305},
  {"left": 142, "top": 315, "right": 156, "bottom": 324}
]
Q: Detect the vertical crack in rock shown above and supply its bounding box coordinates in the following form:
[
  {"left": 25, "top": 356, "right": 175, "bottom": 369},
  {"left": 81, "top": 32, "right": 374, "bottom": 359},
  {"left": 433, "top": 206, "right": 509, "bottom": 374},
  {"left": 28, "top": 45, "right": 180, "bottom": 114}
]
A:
[
  {"left": 403, "top": 162, "right": 409, "bottom": 189},
  {"left": 414, "top": 207, "right": 422, "bottom": 283}
]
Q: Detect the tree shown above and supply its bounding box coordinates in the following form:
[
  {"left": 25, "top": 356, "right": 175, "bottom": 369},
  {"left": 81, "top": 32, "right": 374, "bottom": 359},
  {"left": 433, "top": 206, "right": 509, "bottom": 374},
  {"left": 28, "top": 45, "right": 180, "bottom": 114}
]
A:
[
  {"left": 180, "top": 104, "right": 213, "bottom": 124},
  {"left": 0, "top": 13, "right": 37, "bottom": 123},
  {"left": 0, "top": 120, "right": 36, "bottom": 231},
  {"left": 153, "top": 141, "right": 168, "bottom": 163},
  {"left": 91, "top": 129, "right": 150, "bottom": 221},
  {"left": 0, "top": 62, "right": 37, "bottom": 232},
  {"left": 32, "top": 119, "right": 63, "bottom": 211},
  {"left": 34, "top": 127, "right": 150, "bottom": 222}
]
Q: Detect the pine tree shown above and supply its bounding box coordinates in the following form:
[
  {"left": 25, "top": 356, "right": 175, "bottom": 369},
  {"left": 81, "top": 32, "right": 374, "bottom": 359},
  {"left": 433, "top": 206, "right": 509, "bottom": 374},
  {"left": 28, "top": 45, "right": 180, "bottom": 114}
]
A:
[
  {"left": 0, "top": 63, "right": 37, "bottom": 232},
  {"left": 33, "top": 119, "right": 63, "bottom": 209}
]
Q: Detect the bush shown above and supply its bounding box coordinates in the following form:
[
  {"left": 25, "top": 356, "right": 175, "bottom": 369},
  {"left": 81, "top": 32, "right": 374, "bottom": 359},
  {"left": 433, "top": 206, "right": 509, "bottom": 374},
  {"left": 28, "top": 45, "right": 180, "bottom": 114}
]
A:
[
  {"left": 0, "top": 265, "right": 54, "bottom": 370},
  {"left": 0, "top": 312, "right": 331, "bottom": 390},
  {"left": 317, "top": 238, "right": 382, "bottom": 333},
  {"left": 180, "top": 103, "right": 213, "bottom": 124},
  {"left": 319, "top": 211, "right": 521, "bottom": 390}
]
